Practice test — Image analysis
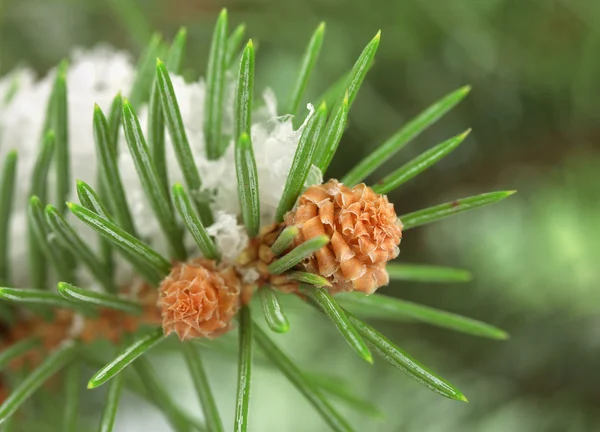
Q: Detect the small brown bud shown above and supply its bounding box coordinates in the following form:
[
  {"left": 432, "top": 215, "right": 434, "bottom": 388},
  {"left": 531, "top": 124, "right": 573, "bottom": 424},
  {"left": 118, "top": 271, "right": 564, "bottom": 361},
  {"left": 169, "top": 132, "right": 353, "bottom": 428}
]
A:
[
  {"left": 258, "top": 244, "right": 275, "bottom": 263},
  {"left": 158, "top": 259, "right": 241, "bottom": 341}
]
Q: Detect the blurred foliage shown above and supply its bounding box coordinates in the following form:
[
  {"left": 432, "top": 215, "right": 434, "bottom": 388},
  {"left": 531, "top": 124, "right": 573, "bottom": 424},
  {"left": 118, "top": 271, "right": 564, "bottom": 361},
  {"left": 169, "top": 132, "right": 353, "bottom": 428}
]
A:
[{"left": 1, "top": 0, "right": 599, "bottom": 430}]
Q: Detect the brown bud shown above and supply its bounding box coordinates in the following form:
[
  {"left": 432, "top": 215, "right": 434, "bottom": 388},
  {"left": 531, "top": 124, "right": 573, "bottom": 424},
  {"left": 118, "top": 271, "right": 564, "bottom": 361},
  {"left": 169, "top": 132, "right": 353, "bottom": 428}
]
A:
[
  {"left": 158, "top": 259, "right": 241, "bottom": 341},
  {"left": 285, "top": 179, "right": 402, "bottom": 294}
]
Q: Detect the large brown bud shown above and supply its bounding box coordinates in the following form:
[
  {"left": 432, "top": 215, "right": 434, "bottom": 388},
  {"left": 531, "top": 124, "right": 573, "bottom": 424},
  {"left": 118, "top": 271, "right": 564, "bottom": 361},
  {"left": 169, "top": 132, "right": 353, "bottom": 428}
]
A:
[{"left": 285, "top": 179, "right": 402, "bottom": 294}]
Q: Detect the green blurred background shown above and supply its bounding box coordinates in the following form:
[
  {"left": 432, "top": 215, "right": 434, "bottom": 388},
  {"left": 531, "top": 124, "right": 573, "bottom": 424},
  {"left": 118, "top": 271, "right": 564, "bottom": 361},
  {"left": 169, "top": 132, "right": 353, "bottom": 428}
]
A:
[{"left": 2, "top": 0, "right": 599, "bottom": 430}]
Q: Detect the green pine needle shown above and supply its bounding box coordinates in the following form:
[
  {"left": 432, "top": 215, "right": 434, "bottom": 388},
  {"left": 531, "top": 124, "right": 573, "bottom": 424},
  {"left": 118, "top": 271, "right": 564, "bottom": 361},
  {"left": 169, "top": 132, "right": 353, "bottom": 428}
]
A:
[
  {"left": 275, "top": 101, "right": 327, "bottom": 221},
  {"left": 316, "top": 72, "right": 350, "bottom": 120},
  {"left": 235, "top": 133, "right": 260, "bottom": 237},
  {"left": 347, "top": 313, "right": 468, "bottom": 402},
  {"left": 306, "top": 373, "right": 384, "bottom": 419},
  {"left": 286, "top": 271, "right": 331, "bottom": 288},
  {"left": 41, "top": 74, "right": 55, "bottom": 134},
  {"left": 338, "top": 293, "right": 508, "bottom": 340},
  {"left": 81, "top": 350, "right": 203, "bottom": 431},
  {"left": 0, "top": 341, "right": 75, "bottom": 423},
  {"left": 75, "top": 181, "right": 164, "bottom": 287},
  {"left": 30, "top": 131, "right": 56, "bottom": 202},
  {"left": 122, "top": 98, "right": 186, "bottom": 260},
  {"left": 313, "top": 92, "right": 349, "bottom": 173},
  {"left": 165, "top": 27, "right": 188, "bottom": 72},
  {"left": 267, "top": 234, "right": 329, "bottom": 274},
  {"left": 372, "top": 129, "right": 471, "bottom": 194},
  {"left": 98, "top": 370, "right": 124, "bottom": 432},
  {"left": 387, "top": 263, "right": 472, "bottom": 283},
  {"left": 148, "top": 82, "right": 168, "bottom": 194},
  {"left": 286, "top": 22, "right": 326, "bottom": 115},
  {"left": 88, "top": 328, "right": 165, "bottom": 389},
  {"left": 342, "top": 85, "right": 471, "bottom": 186},
  {"left": 53, "top": 59, "right": 70, "bottom": 214},
  {"left": 93, "top": 225, "right": 114, "bottom": 289},
  {"left": 48, "top": 65, "right": 77, "bottom": 279},
  {"left": 270, "top": 226, "right": 299, "bottom": 256},
  {"left": 29, "top": 196, "right": 73, "bottom": 283},
  {"left": 28, "top": 131, "right": 56, "bottom": 289},
  {"left": 147, "top": 27, "right": 188, "bottom": 194},
  {"left": 100, "top": 93, "right": 123, "bottom": 283},
  {"left": 0, "top": 150, "right": 17, "bottom": 286},
  {"left": 63, "top": 361, "right": 81, "bottom": 432},
  {"left": 152, "top": 28, "right": 187, "bottom": 182},
  {"left": 172, "top": 183, "right": 220, "bottom": 260},
  {"left": 76, "top": 180, "right": 113, "bottom": 219},
  {"left": 234, "top": 306, "right": 253, "bottom": 432},
  {"left": 107, "top": 92, "right": 123, "bottom": 153},
  {"left": 93, "top": 104, "right": 137, "bottom": 236},
  {"left": 400, "top": 190, "right": 516, "bottom": 230},
  {"left": 205, "top": 8, "right": 229, "bottom": 160},
  {"left": 258, "top": 286, "right": 290, "bottom": 333},
  {"left": 133, "top": 357, "right": 196, "bottom": 432},
  {"left": 67, "top": 202, "right": 171, "bottom": 279},
  {"left": 57, "top": 282, "right": 143, "bottom": 315},
  {"left": 341, "top": 31, "right": 380, "bottom": 110},
  {"left": 181, "top": 343, "right": 224, "bottom": 432},
  {"left": 303, "top": 286, "right": 373, "bottom": 364},
  {"left": 0, "top": 287, "right": 90, "bottom": 314},
  {"left": 226, "top": 23, "right": 246, "bottom": 67},
  {"left": 0, "top": 338, "right": 40, "bottom": 371},
  {"left": 45, "top": 205, "right": 116, "bottom": 293},
  {"left": 234, "top": 40, "right": 255, "bottom": 151},
  {"left": 156, "top": 59, "right": 213, "bottom": 226},
  {"left": 254, "top": 324, "right": 354, "bottom": 432},
  {"left": 76, "top": 180, "right": 111, "bottom": 218},
  {"left": 107, "top": 0, "right": 153, "bottom": 47},
  {"left": 129, "top": 33, "right": 163, "bottom": 107},
  {"left": 305, "top": 30, "right": 377, "bottom": 130}
]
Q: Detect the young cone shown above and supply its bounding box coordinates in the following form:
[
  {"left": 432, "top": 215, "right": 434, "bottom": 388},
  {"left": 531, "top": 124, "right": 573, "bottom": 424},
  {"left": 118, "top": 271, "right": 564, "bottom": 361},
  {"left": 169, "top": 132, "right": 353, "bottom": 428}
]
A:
[
  {"left": 285, "top": 180, "right": 402, "bottom": 294},
  {"left": 158, "top": 259, "right": 242, "bottom": 341}
]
